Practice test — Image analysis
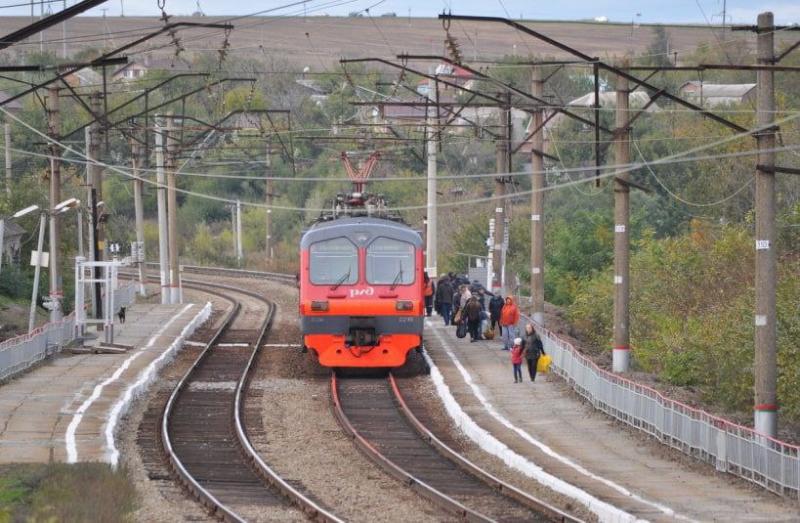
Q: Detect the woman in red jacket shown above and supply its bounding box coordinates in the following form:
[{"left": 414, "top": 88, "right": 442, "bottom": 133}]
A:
[{"left": 499, "top": 297, "right": 519, "bottom": 351}]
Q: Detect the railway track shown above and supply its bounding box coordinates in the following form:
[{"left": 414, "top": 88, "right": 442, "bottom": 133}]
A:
[
  {"left": 158, "top": 278, "right": 342, "bottom": 523},
  {"left": 332, "top": 373, "right": 580, "bottom": 523}
]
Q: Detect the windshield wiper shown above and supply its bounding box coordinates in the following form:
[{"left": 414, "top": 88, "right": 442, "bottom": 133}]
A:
[
  {"left": 330, "top": 267, "right": 351, "bottom": 290},
  {"left": 389, "top": 262, "right": 404, "bottom": 290}
]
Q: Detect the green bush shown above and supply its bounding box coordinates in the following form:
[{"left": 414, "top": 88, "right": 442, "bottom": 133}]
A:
[{"left": 567, "top": 224, "right": 800, "bottom": 422}]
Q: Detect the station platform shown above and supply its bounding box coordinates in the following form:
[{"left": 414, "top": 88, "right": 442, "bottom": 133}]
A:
[
  {"left": 0, "top": 301, "right": 209, "bottom": 465},
  {"left": 423, "top": 318, "right": 800, "bottom": 523}
]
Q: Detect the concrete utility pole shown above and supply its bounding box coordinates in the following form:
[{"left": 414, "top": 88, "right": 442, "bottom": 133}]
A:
[
  {"left": 47, "top": 86, "right": 62, "bottom": 323},
  {"left": 754, "top": 11, "right": 778, "bottom": 437},
  {"left": 166, "top": 116, "right": 180, "bottom": 304},
  {"left": 89, "top": 94, "right": 104, "bottom": 207},
  {"left": 154, "top": 119, "right": 170, "bottom": 305},
  {"left": 84, "top": 121, "right": 102, "bottom": 318},
  {"left": 230, "top": 204, "right": 237, "bottom": 260},
  {"left": 236, "top": 199, "right": 243, "bottom": 265},
  {"left": 265, "top": 139, "right": 273, "bottom": 260},
  {"left": 491, "top": 99, "right": 509, "bottom": 295},
  {"left": 612, "top": 62, "right": 631, "bottom": 373},
  {"left": 4, "top": 120, "right": 11, "bottom": 195},
  {"left": 131, "top": 141, "right": 146, "bottom": 296},
  {"left": 426, "top": 76, "right": 438, "bottom": 277},
  {"left": 28, "top": 213, "right": 46, "bottom": 332},
  {"left": 530, "top": 66, "right": 545, "bottom": 326}
]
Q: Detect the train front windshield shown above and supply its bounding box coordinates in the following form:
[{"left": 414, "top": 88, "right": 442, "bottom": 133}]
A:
[
  {"left": 309, "top": 237, "right": 359, "bottom": 285},
  {"left": 366, "top": 237, "right": 415, "bottom": 285}
]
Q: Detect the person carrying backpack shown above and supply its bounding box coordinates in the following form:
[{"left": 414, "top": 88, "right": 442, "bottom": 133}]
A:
[{"left": 523, "top": 323, "right": 546, "bottom": 382}]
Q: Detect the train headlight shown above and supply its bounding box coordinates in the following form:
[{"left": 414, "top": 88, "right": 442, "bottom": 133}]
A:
[
  {"left": 395, "top": 300, "right": 413, "bottom": 311},
  {"left": 311, "top": 300, "right": 329, "bottom": 311}
]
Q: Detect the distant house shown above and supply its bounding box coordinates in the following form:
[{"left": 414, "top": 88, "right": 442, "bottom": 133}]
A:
[
  {"left": 112, "top": 55, "right": 191, "bottom": 81},
  {"left": 63, "top": 67, "right": 102, "bottom": 88},
  {"left": 679, "top": 81, "right": 756, "bottom": 107},
  {"left": 2, "top": 221, "right": 25, "bottom": 265},
  {"left": 519, "top": 89, "right": 660, "bottom": 154},
  {"left": 295, "top": 78, "right": 331, "bottom": 105}
]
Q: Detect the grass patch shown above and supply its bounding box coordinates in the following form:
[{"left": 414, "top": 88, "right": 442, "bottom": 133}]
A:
[{"left": 0, "top": 463, "right": 138, "bottom": 522}]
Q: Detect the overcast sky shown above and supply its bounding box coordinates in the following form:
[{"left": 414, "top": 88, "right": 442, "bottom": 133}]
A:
[{"left": 6, "top": 0, "right": 800, "bottom": 25}]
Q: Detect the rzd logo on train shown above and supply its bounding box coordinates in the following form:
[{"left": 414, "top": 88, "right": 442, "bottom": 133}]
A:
[{"left": 349, "top": 287, "right": 375, "bottom": 297}]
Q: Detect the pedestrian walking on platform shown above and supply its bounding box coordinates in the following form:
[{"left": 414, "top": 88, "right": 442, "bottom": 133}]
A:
[
  {"left": 523, "top": 323, "right": 545, "bottom": 382},
  {"left": 458, "top": 284, "right": 472, "bottom": 309},
  {"left": 511, "top": 337, "right": 524, "bottom": 383},
  {"left": 436, "top": 275, "right": 454, "bottom": 326},
  {"left": 464, "top": 296, "right": 483, "bottom": 342},
  {"left": 489, "top": 293, "right": 504, "bottom": 336},
  {"left": 499, "top": 297, "right": 519, "bottom": 350},
  {"left": 423, "top": 272, "right": 435, "bottom": 317}
]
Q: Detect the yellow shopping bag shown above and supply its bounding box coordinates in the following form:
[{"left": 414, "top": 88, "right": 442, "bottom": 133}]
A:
[{"left": 537, "top": 354, "right": 552, "bottom": 373}]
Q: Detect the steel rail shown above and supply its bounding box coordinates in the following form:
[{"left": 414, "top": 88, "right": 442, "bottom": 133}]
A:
[
  {"left": 160, "top": 284, "right": 245, "bottom": 522},
  {"left": 330, "top": 373, "right": 491, "bottom": 521},
  {"left": 143, "top": 261, "right": 296, "bottom": 284},
  {"left": 388, "top": 374, "right": 581, "bottom": 523},
  {"left": 159, "top": 278, "right": 342, "bottom": 522}
]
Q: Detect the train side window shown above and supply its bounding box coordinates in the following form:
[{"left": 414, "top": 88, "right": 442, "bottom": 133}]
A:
[
  {"left": 366, "top": 237, "right": 415, "bottom": 285},
  {"left": 309, "top": 237, "right": 359, "bottom": 285}
]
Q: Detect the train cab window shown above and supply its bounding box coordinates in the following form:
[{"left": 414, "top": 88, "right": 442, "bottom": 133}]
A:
[
  {"left": 366, "top": 237, "right": 415, "bottom": 285},
  {"left": 309, "top": 237, "right": 358, "bottom": 285}
]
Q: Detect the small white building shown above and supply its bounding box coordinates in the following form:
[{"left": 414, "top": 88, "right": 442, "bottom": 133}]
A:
[{"left": 679, "top": 81, "right": 756, "bottom": 107}]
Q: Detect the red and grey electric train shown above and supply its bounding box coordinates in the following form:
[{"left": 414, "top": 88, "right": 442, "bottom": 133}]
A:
[{"left": 298, "top": 154, "right": 424, "bottom": 368}]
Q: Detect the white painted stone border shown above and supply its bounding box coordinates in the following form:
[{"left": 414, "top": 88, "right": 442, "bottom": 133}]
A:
[
  {"left": 105, "top": 302, "right": 211, "bottom": 467},
  {"left": 423, "top": 325, "right": 642, "bottom": 523},
  {"left": 428, "top": 324, "right": 695, "bottom": 522},
  {"left": 64, "top": 303, "right": 209, "bottom": 465}
]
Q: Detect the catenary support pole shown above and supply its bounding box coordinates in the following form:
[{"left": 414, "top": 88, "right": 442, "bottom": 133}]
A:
[
  {"left": 4, "top": 121, "right": 11, "bottom": 195},
  {"left": 530, "top": 66, "right": 545, "bottom": 326},
  {"left": 612, "top": 62, "right": 631, "bottom": 373},
  {"left": 231, "top": 204, "right": 237, "bottom": 260},
  {"left": 76, "top": 205, "right": 83, "bottom": 257},
  {"left": 28, "top": 213, "right": 46, "bottom": 332},
  {"left": 754, "top": 11, "right": 778, "bottom": 437},
  {"left": 491, "top": 99, "right": 508, "bottom": 295},
  {"left": 0, "top": 219, "right": 4, "bottom": 275},
  {"left": 265, "top": 138, "right": 273, "bottom": 260},
  {"left": 236, "top": 199, "right": 243, "bottom": 265},
  {"left": 85, "top": 126, "right": 97, "bottom": 318},
  {"left": 88, "top": 93, "right": 103, "bottom": 318},
  {"left": 47, "top": 86, "right": 62, "bottom": 323},
  {"left": 132, "top": 140, "right": 146, "bottom": 296},
  {"left": 166, "top": 116, "right": 180, "bottom": 304},
  {"left": 426, "top": 76, "right": 438, "bottom": 277},
  {"left": 90, "top": 94, "right": 104, "bottom": 253},
  {"left": 90, "top": 188, "right": 101, "bottom": 319},
  {"left": 154, "top": 119, "right": 170, "bottom": 305}
]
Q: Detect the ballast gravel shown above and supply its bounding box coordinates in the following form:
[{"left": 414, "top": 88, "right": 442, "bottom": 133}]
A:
[{"left": 250, "top": 282, "right": 450, "bottom": 523}]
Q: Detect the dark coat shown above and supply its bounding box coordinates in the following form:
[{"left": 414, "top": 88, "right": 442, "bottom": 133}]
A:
[
  {"left": 464, "top": 298, "right": 483, "bottom": 322},
  {"left": 523, "top": 332, "right": 545, "bottom": 360},
  {"left": 488, "top": 296, "right": 504, "bottom": 320},
  {"left": 436, "top": 279, "right": 454, "bottom": 304}
]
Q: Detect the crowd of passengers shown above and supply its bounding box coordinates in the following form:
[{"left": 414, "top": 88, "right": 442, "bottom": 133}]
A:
[{"left": 423, "top": 272, "right": 546, "bottom": 383}]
